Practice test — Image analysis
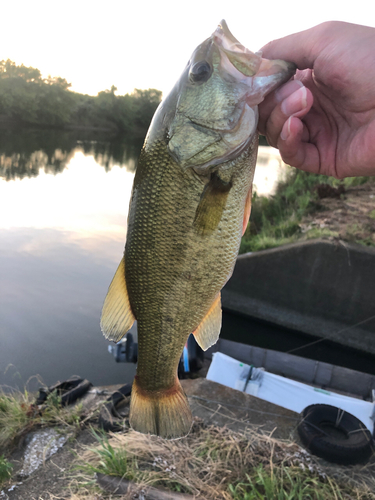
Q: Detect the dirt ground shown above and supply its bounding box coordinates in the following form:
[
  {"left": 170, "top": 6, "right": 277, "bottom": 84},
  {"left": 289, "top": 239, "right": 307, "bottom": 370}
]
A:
[
  {"left": 2, "top": 378, "right": 375, "bottom": 500},
  {"left": 1, "top": 378, "right": 299, "bottom": 500},
  {"left": 300, "top": 180, "right": 375, "bottom": 245},
  {"left": 1, "top": 428, "right": 97, "bottom": 500}
]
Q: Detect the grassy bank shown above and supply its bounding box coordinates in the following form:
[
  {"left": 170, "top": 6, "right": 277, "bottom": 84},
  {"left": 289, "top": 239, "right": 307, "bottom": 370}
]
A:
[
  {"left": 1, "top": 386, "right": 374, "bottom": 498},
  {"left": 240, "top": 170, "right": 374, "bottom": 253},
  {"left": 71, "top": 423, "right": 375, "bottom": 499},
  {"left": 0, "top": 389, "right": 87, "bottom": 452}
]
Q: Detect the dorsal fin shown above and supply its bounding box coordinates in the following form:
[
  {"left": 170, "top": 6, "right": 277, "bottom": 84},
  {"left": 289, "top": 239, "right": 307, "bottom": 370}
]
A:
[{"left": 100, "top": 256, "right": 136, "bottom": 343}]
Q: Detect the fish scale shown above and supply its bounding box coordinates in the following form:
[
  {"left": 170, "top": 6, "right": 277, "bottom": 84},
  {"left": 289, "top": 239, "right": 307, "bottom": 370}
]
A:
[{"left": 100, "top": 20, "right": 295, "bottom": 438}]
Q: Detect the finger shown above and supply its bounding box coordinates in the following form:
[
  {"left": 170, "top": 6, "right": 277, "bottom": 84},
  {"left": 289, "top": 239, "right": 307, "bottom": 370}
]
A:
[
  {"left": 278, "top": 116, "right": 320, "bottom": 173},
  {"left": 258, "top": 79, "right": 304, "bottom": 134},
  {"left": 260, "top": 23, "right": 328, "bottom": 70},
  {"left": 261, "top": 85, "right": 313, "bottom": 147}
]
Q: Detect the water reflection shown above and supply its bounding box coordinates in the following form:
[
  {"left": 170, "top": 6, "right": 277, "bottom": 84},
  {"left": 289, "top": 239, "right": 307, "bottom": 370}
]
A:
[
  {"left": 253, "top": 146, "right": 289, "bottom": 196},
  {"left": 1, "top": 153, "right": 134, "bottom": 232},
  {"left": 0, "top": 130, "right": 288, "bottom": 390},
  {"left": 0, "top": 128, "right": 143, "bottom": 181},
  {"left": 0, "top": 131, "right": 138, "bottom": 390},
  {"left": 0, "top": 227, "right": 136, "bottom": 391}
]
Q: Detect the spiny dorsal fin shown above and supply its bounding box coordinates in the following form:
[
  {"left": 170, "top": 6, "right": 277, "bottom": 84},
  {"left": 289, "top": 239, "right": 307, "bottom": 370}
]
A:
[
  {"left": 100, "top": 256, "right": 136, "bottom": 343},
  {"left": 193, "top": 293, "right": 222, "bottom": 350}
]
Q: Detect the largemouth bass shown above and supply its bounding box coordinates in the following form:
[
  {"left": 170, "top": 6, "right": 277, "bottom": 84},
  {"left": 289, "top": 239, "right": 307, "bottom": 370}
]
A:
[{"left": 101, "top": 21, "right": 295, "bottom": 439}]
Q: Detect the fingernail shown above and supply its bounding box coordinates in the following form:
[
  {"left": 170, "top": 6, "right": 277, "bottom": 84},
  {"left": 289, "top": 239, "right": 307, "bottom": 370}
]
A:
[
  {"left": 275, "top": 79, "right": 304, "bottom": 102},
  {"left": 281, "top": 86, "right": 307, "bottom": 116},
  {"left": 280, "top": 117, "right": 292, "bottom": 141}
]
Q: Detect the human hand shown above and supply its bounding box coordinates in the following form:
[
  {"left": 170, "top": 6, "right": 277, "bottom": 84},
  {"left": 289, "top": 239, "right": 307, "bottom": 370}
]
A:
[{"left": 257, "top": 21, "right": 375, "bottom": 178}]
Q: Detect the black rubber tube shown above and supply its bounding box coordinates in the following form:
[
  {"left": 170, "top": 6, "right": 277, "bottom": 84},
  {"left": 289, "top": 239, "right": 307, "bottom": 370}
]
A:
[
  {"left": 99, "top": 384, "right": 132, "bottom": 432},
  {"left": 36, "top": 376, "right": 92, "bottom": 406},
  {"left": 297, "top": 404, "right": 374, "bottom": 465}
]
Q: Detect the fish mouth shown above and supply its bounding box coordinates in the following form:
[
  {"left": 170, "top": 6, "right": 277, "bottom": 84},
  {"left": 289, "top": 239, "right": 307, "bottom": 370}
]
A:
[
  {"left": 191, "top": 21, "right": 295, "bottom": 169},
  {"left": 184, "top": 20, "right": 295, "bottom": 136},
  {"left": 167, "top": 21, "right": 296, "bottom": 171},
  {"left": 213, "top": 20, "right": 296, "bottom": 102}
]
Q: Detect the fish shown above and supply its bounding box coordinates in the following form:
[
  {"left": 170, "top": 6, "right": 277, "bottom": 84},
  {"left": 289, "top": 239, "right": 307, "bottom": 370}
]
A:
[{"left": 100, "top": 20, "right": 295, "bottom": 439}]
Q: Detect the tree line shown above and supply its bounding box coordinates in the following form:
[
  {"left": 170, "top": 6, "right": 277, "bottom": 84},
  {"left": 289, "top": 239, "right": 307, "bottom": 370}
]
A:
[{"left": 0, "top": 59, "right": 162, "bottom": 137}]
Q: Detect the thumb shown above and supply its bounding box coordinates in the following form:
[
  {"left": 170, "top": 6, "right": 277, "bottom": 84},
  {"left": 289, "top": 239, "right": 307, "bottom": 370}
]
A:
[{"left": 260, "top": 23, "right": 330, "bottom": 70}]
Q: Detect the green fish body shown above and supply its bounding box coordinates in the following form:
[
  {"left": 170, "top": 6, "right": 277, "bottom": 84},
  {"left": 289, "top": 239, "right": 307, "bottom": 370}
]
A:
[{"left": 101, "top": 21, "right": 295, "bottom": 439}]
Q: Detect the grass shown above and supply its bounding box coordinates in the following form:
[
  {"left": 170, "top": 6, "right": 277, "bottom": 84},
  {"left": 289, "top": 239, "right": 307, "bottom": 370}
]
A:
[
  {"left": 72, "top": 422, "right": 375, "bottom": 500},
  {"left": 0, "top": 455, "right": 13, "bottom": 486},
  {"left": 75, "top": 428, "right": 138, "bottom": 481},
  {"left": 240, "top": 170, "right": 373, "bottom": 253},
  {"left": 229, "top": 464, "right": 340, "bottom": 500},
  {"left": 0, "top": 387, "right": 87, "bottom": 451}
]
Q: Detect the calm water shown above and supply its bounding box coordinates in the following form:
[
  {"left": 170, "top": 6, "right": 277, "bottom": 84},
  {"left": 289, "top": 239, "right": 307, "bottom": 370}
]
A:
[{"left": 0, "top": 128, "right": 288, "bottom": 390}]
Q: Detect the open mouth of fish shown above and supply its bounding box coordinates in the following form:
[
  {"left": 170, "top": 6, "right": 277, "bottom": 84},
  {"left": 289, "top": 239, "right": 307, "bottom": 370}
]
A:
[{"left": 168, "top": 20, "right": 295, "bottom": 171}]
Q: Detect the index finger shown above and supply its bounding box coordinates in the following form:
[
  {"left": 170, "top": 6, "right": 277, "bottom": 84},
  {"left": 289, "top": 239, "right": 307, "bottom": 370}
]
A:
[{"left": 258, "top": 79, "right": 304, "bottom": 136}]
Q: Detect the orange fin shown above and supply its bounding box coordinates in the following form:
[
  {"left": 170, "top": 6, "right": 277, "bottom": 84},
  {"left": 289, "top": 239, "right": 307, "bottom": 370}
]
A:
[
  {"left": 193, "top": 293, "right": 222, "bottom": 351},
  {"left": 100, "top": 256, "right": 136, "bottom": 343},
  {"left": 129, "top": 377, "right": 192, "bottom": 439},
  {"left": 242, "top": 186, "right": 252, "bottom": 236}
]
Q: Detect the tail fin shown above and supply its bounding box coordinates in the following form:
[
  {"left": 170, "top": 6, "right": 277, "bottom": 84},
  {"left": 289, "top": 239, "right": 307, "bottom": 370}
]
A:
[{"left": 129, "top": 378, "right": 192, "bottom": 439}]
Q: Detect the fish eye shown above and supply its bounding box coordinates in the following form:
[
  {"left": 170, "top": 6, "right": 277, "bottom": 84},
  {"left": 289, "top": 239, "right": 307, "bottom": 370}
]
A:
[{"left": 189, "top": 61, "right": 212, "bottom": 83}]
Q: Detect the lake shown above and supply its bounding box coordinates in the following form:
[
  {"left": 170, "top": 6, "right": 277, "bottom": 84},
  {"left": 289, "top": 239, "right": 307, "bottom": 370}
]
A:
[{"left": 0, "top": 128, "right": 289, "bottom": 391}]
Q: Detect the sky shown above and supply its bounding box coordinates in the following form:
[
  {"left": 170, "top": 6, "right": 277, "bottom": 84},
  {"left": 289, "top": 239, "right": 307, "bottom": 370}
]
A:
[{"left": 1, "top": 0, "right": 375, "bottom": 97}]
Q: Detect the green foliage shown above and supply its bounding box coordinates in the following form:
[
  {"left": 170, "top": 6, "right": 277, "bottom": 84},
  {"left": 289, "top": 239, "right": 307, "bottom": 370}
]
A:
[
  {"left": 0, "top": 59, "right": 162, "bottom": 135},
  {"left": 71, "top": 87, "right": 161, "bottom": 136},
  {"left": 0, "top": 391, "right": 30, "bottom": 448},
  {"left": 229, "top": 464, "right": 343, "bottom": 500},
  {"left": 336, "top": 176, "right": 370, "bottom": 188},
  {"left": 240, "top": 170, "right": 341, "bottom": 253},
  {"left": 0, "top": 59, "right": 74, "bottom": 126},
  {"left": 0, "top": 455, "right": 13, "bottom": 485},
  {"left": 0, "top": 59, "right": 42, "bottom": 82},
  {"left": 77, "top": 429, "right": 138, "bottom": 480},
  {"left": 0, "top": 387, "right": 85, "bottom": 450},
  {"left": 74, "top": 426, "right": 373, "bottom": 500}
]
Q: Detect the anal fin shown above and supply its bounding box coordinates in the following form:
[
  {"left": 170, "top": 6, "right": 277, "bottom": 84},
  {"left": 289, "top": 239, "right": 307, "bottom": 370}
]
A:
[
  {"left": 100, "top": 256, "right": 135, "bottom": 343},
  {"left": 193, "top": 293, "right": 222, "bottom": 351}
]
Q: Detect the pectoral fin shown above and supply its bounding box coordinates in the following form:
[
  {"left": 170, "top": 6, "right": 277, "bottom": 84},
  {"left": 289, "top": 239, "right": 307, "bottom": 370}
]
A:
[
  {"left": 193, "top": 293, "right": 222, "bottom": 350},
  {"left": 100, "top": 256, "right": 136, "bottom": 343},
  {"left": 242, "top": 186, "right": 252, "bottom": 236},
  {"left": 194, "top": 173, "right": 232, "bottom": 236}
]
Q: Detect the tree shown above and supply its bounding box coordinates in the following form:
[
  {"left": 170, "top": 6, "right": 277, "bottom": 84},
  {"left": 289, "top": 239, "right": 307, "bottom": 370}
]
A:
[
  {"left": 0, "top": 59, "right": 42, "bottom": 83},
  {"left": 0, "top": 60, "right": 162, "bottom": 136}
]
